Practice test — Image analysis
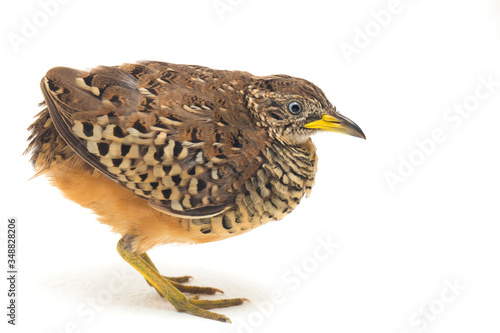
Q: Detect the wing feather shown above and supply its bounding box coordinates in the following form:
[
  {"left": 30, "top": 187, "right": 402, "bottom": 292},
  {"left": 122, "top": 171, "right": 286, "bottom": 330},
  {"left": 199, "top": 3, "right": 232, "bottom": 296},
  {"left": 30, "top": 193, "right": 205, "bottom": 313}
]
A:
[{"left": 42, "top": 63, "right": 266, "bottom": 219}]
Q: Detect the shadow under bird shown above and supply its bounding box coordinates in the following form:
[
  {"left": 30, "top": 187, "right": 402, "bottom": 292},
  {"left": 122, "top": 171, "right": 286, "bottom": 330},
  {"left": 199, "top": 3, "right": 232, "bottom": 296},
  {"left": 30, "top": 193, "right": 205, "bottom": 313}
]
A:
[{"left": 26, "top": 61, "right": 365, "bottom": 322}]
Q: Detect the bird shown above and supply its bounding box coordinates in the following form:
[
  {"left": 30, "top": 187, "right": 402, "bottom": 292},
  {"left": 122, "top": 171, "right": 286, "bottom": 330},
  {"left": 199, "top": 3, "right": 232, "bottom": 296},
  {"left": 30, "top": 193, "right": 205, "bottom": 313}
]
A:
[{"left": 26, "top": 61, "right": 365, "bottom": 323}]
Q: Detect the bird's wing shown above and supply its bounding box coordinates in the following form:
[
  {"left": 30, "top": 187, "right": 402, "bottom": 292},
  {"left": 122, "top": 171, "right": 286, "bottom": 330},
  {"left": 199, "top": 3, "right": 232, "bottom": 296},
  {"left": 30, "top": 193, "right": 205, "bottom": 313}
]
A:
[{"left": 42, "top": 62, "right": 267, "bottom": 218}]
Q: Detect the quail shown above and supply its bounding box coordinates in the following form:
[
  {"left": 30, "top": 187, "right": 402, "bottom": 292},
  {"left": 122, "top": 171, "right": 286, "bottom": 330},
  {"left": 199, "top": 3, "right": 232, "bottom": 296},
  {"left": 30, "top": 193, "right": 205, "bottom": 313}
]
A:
[{"left": 26, "top": 61, "right": 365, "bottom": 323}]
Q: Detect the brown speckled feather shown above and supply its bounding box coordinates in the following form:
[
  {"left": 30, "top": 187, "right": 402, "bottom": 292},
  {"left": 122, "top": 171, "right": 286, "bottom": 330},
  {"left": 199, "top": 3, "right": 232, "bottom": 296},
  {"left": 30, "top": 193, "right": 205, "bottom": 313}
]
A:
[
  {"left": 25, "top": 61, "right": 364, "bottom": 252},
  {"left": 41, "top": 62, "right": 268, "bottom": 219}
]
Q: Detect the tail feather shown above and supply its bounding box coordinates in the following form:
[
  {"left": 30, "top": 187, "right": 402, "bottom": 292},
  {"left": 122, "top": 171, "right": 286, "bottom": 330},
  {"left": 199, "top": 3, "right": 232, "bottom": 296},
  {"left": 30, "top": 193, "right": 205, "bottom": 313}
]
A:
[{"left": 24, "top": 104, "right": 71, "bottom": 175}]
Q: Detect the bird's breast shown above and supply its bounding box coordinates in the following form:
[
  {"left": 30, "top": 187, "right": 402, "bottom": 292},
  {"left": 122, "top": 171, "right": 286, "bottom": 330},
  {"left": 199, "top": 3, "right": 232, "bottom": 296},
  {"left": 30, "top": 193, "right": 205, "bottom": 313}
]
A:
[{"left": 181, "top": 140, "right": 318, "bottom": 238}]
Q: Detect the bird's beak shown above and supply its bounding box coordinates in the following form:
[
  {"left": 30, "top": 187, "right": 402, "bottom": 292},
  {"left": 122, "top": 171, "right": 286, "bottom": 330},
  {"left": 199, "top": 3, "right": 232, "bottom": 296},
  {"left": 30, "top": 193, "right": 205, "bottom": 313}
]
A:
[{"left": 304, "top": 114, "right": 366, "bottom": 139}]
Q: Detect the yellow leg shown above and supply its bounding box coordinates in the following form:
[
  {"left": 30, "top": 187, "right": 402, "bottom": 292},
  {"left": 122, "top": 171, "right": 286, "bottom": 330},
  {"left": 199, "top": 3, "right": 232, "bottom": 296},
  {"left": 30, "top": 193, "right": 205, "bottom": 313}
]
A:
[{"left": 117, "top": 236, "right": 247, "bottom": 323}]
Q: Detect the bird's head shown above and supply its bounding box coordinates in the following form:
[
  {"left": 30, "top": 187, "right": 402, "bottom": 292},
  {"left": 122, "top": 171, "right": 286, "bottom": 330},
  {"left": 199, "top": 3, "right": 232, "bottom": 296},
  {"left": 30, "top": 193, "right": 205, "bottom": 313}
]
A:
[{"left": 246, "top": 75, "right": 365, "bottom": 145}]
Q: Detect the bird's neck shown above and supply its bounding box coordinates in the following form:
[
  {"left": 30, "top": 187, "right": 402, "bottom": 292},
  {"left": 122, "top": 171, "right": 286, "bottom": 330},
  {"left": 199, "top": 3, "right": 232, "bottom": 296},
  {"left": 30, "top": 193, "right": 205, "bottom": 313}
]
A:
[
  {"left": 262, "top": 137, "right": 318, "bottom": 200},
  {"left": 269, "top": 137, "right": 317, "bottom": 161}
]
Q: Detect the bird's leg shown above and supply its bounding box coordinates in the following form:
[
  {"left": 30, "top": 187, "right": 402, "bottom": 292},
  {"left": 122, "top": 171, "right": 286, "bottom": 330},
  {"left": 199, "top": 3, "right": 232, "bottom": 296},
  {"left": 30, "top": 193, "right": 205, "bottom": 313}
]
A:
[
  {"left": 117, "top": 236, "right": 247, "bottom": 323},
  {"left": 139, "top": 252, "right": 224, "bottom": 295}
]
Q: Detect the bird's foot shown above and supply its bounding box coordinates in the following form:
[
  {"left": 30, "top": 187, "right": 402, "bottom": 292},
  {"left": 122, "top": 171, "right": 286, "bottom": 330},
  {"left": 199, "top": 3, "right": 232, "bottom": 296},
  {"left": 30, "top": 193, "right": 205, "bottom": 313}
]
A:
[
  {"left": 133, "top": 251, "right": 248, "bottom": 322},
  {"left": 150, "top": 275, "right": 248, "bottom": 321},
  {"left": 147, "top": 274, "right": 248, "bottom": 322}
]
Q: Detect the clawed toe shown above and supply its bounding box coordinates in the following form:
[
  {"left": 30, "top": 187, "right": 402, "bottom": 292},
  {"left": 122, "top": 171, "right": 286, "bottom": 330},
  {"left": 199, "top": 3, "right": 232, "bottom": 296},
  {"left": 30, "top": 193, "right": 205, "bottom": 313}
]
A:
[
  {"left": 169, "top": 280, "right": 223, "bottom": 295},
  {"left": 163, "top": 275, "right": 192, "bottom": 283},
  {"left": 189, "top": 297, "right": 249, "bottom": 310}
]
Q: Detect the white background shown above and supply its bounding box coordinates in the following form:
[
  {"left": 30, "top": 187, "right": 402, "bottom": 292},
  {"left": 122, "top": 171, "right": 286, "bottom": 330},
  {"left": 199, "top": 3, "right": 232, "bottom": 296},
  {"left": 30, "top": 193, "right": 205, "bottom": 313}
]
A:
[{"left": 2, "top": 0, "right": 500, "bottom": 332}]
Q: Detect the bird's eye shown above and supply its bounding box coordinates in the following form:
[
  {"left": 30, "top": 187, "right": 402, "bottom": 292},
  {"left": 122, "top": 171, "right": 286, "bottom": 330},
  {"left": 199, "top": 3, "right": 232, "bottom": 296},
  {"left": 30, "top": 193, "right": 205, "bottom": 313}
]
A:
[{"left": 288, "top": 101, "right": 302, "bottom": 115}]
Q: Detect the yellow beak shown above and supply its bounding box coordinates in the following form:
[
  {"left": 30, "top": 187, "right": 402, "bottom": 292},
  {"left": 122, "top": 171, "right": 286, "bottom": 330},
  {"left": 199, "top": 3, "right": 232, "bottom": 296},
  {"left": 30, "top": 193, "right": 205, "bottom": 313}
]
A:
[{"left": 304, "top": 114, "right": 366, "bottom": 139}]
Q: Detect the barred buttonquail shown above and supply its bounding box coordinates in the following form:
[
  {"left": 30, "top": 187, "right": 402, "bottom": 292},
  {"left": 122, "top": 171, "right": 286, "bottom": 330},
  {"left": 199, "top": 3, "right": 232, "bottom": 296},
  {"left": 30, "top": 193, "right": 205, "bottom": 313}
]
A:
[{"left": 26, "top": 61, "right": 365, "bottom": 322}]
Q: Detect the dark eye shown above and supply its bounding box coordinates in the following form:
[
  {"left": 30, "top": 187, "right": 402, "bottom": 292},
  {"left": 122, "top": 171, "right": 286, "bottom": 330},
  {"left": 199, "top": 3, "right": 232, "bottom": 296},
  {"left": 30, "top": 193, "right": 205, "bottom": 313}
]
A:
[{"left": 288, "top": 101, "right": 302, "bottom": 114}]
